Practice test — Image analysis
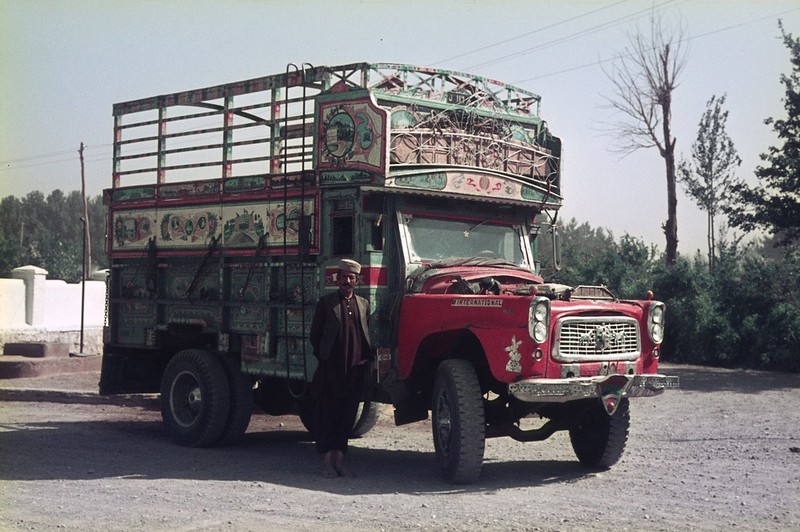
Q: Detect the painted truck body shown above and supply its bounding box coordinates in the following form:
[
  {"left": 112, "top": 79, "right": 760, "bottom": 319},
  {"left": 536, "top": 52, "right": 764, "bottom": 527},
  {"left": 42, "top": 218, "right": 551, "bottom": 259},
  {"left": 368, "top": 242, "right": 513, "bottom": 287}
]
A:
[{"left": 100, "top": 63, "right": 678, "bottom": 483}]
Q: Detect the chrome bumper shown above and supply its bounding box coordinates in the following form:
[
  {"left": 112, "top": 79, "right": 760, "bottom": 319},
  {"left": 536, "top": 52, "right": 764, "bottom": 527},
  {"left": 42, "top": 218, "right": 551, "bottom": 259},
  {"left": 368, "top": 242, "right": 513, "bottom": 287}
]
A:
[{"left": 508, "top": 374, "right": 680, "bottom": 403}]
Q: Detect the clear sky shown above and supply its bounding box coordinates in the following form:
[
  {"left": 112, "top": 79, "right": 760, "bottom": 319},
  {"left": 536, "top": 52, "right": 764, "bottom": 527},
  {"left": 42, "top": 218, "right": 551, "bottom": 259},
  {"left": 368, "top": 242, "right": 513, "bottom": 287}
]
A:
[{"left": 2, "top": 0, "right": 799, "bottom": 255}]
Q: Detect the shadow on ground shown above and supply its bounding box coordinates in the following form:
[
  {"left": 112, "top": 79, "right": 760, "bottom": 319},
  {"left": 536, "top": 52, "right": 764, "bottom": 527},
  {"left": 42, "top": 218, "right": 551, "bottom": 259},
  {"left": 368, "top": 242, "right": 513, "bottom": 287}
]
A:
[
  {"left": 0, "top": 411, "right": 590, "bottom": 495},
  {"left": 661, "top": 362, "right": 800, "bottom": 394}
]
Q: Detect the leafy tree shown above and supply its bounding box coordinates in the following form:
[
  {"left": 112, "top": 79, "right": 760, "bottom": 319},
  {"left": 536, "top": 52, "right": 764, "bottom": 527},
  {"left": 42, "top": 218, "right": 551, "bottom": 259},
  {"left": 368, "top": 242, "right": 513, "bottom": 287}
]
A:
[
  {"left": 0, "top": 196, "right": 24, "bottom": 273},
  {"left": 604, "top": 14, "right": 687, "bottom": 264},
  {"left": 678, "top": 94, "right": 742, "bottom": 271},
  {"left": 0, "top": 225, "right": 19, "bottom": 276},
  {"left": 554, "top": 218, "right": 616, "bottom": 283},
  {"left": 650, "top": 254, "right": 718, "bottom": 363},
  {"left": 88, "top": 194, "right": 108, "bottom": 275},
  {"left": 554, "top": 217, "right": 799, "bottom": 371},
  {"left": 19, "top": 191, "right": 48, "bottom": 267},
  {"left": 0, "top": 191, "right": 108, "bottom": 282},
  {"left": 555, "top": 218, "right": 658, "bottom": 299},
  {"left": 719, "top": 241, "right": 800, "bottom": 371},
  {"left": 726, "top": 22, "right": 800, "bottom": 247},
  {"left": 20, "top": 190, "right": 82, "bottom": 281}
]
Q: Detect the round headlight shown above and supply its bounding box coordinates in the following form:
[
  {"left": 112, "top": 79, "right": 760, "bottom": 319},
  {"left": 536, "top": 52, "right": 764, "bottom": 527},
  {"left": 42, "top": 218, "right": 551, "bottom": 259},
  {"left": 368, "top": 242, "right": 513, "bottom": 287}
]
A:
[
  {"left": 651, "top": 306, "right": 664, "bottom": 324},
  {"left": 533, "top": 322, "right": 548, "bottom": 342},
  {"left": 651, "top": 323, "right": 664, "bottom": 343},
  {"left": 648, "top": 302, "right": 666, "bottom": 344},
  {"left": 529, "top": 297, "right": 550, "bottom": 343}
]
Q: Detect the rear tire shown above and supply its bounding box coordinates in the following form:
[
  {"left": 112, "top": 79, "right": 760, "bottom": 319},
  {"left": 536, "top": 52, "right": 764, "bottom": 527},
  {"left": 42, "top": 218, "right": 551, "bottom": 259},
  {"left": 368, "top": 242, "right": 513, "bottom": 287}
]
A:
[
  {"left": 160, "top": 350, "right": 230, "bottom": 447},
  {"left": 254, "top": 380, "right": 296, "bottom": 417},
  {"left": 431, "top": 359, "right": 485, "bottom": 484},
  {"left": 569, "top": 398, "right": 630, "bottom": 469},
  {"left": 298, "top": 395, "right": 316, "bottom": 436},
  {"left": 351, "top": 401, "right": 380, "bottom": 438},
  {"left": 298, "top": 398, "right": 378, "bottom": 439},
  {"left": 217, "top": 355, "right": 253, "bottom": 446}
]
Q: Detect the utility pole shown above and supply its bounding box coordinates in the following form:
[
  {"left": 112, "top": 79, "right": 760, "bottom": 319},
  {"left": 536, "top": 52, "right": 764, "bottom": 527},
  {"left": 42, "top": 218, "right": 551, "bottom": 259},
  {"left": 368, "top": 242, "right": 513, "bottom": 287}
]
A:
[
  {"left": 79, "top": 142, "right": 89, "bottom": 353},
  {"left": 79, "top": 142, "right": 91, "bottom": 278}
]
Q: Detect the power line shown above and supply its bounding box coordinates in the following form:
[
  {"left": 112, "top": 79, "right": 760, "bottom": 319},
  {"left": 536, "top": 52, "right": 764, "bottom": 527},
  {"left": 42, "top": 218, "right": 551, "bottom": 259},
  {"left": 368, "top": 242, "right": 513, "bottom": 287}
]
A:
[
  {"left": 0, "top": 112, "right": 241, "bottom": 174},
  {"left": 0, "top": 143, "right": 111, "bottom": 171},
  {"left": 0, "top": 112, "right": 282, "bottom": 176},
  {"left": 461, "top": 0, "right": 684, "bottom": 72},
  {"left": 3, "top": 4, "right": 799, "bottom": 178},
  {"left": 4, "top": 142, "right": 111, "bottom": 162},
  {"left": 511, "top": 5, "right": 800, "bottom": 85},
  {"left": 0, "top": 148, "right": 77, "bottom": 165},
  {"left": 433, "top": 0, "right": 632, "bottom": 66}
]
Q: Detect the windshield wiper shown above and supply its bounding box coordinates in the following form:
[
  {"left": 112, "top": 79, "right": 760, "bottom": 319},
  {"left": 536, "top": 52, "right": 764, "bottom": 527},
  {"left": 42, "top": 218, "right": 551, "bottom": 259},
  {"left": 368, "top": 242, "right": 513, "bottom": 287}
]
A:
[{"left": 463, "top": 218, "right": 490, "bottom": 238}]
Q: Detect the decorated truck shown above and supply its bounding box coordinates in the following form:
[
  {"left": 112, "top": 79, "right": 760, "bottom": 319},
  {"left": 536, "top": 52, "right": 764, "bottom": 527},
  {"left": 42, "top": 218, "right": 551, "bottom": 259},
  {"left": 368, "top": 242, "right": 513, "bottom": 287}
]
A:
[{"left": 100, "top": 62, "right": 678, "bottom": 483}]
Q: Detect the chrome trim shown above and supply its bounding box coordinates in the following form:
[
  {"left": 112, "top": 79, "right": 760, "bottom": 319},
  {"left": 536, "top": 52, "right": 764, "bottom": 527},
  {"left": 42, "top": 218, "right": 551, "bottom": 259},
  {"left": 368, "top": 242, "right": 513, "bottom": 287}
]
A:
[
  {"left": 508, "top": 374, "right": 680, "bottom": 403},
  {"left": 554, "top": 316, "right": 640, "bottom": 362},
  {"left": 647, "top": 301, "right": 666, "bottom": 344},
  {"left": 528, "top": 297, "right": 550, "bottom": 343},
  {"left": 627, "top": 374, "right": 680, "bottom": 397}
]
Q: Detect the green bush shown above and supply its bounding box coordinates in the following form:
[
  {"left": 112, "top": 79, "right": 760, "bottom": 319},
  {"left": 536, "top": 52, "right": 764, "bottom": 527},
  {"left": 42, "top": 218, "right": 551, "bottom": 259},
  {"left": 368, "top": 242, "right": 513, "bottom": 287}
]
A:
[
  {"left": 0, "top": 191, "right": 107, "bottom": 282},
  {"left": 555, "top": 218, "right": 800, "bottom": 372}
]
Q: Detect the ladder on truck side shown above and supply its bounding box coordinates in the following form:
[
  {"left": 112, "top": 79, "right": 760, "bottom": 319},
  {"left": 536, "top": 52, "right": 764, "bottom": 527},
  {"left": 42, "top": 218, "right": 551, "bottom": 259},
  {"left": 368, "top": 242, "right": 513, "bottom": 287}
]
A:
[{"left": 278, "top": 63, "right": 316, "bottom": 397}]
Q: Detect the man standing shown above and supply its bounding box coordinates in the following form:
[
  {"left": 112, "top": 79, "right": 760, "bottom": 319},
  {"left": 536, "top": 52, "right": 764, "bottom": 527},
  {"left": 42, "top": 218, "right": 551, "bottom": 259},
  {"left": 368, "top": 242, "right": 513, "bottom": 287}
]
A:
[{"left": 309, "top": 258, "right": 372, "bottom": 477}]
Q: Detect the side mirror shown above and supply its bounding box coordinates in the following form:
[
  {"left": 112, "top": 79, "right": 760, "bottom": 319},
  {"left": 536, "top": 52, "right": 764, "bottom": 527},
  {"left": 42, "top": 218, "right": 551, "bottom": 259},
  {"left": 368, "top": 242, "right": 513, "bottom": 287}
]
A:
[{"left": 551, "top": 226, "right": 562, "bottom": 271}]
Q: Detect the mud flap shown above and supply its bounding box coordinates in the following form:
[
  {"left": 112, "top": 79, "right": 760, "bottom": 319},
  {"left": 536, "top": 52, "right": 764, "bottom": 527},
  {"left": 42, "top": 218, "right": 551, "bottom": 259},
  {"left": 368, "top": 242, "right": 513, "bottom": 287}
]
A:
[{"left": 596, "top": 375, "right": 631, "bottom": 415}]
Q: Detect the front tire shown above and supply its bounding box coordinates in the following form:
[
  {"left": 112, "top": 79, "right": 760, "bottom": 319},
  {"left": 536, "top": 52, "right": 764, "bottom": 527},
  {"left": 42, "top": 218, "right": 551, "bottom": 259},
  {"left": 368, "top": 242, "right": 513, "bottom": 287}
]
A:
[
  {"left": 569, "top": 398, "right": 630, "bottom": 469},
  {"left": 160, "top": 350, "right": 230, "bottom": 447},
  {"left": 431, "top": 359, "right": 485, "bottom": 484}
]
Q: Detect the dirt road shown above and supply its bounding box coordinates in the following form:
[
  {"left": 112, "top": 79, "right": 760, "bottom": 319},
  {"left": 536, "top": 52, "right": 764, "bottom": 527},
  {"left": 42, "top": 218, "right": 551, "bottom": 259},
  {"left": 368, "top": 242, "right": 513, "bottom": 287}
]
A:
[{"left": 1, "top": 363, "right": 798, "bottom": 531}]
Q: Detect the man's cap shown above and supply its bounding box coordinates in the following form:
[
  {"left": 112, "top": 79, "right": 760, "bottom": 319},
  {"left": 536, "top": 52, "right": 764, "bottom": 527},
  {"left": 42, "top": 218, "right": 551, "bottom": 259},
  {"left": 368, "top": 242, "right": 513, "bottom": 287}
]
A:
[{"left": 338, "top": 258, "right": 361, "bottom": 275}]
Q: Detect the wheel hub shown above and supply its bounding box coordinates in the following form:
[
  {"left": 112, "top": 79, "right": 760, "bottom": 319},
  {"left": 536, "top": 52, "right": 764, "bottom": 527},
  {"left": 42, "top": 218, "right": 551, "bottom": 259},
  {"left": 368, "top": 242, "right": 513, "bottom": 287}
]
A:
[
  {"left": 187, "top": 387, "right": 202, "bottom": 406},
  {"left": 170, "top": 370, "right": 203, "bottom": 428}
]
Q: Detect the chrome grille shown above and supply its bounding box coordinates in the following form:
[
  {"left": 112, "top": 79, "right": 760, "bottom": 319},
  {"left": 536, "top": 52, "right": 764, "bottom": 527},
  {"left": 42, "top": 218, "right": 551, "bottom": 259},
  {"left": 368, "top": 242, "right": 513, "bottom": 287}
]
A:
[{"left": 554, "top": 316, "right": 640, "bottom": 362}]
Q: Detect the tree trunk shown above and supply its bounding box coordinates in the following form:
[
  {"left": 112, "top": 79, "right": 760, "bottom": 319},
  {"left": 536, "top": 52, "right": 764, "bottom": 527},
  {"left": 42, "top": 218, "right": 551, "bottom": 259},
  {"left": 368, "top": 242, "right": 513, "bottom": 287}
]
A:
[
  {"left": 605, "top": 22, "right": 687, "bottom": 265},
  {"left": 664, "top": 154, "right": 679, "bottom": 264},
  {"left": 708, "top": 212, "right": 716, "bottom": 272},
  {"left": 662, "top": 123, "right": 679, "bottom": 264}
]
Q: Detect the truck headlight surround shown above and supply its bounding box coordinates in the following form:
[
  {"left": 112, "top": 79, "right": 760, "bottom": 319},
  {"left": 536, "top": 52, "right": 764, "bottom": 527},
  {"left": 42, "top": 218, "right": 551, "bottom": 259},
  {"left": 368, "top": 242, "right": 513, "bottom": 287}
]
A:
[
  {"left": 528, "top": 297, "right": 551, "bottom": 343},
  {"left": 648, "top": 302, "right": 666, "bottom": 344}
]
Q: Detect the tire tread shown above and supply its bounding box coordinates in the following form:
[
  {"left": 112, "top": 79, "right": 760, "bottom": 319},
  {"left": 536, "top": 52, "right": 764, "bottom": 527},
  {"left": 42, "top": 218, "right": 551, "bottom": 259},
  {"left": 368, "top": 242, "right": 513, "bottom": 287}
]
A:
[
  {"left": 569, "top": 398, "right": 630, "bottom": 469},
  {"left": 160, "top": 349, "right": 230, "bottom": 447},
  {"left": 432, "top": 359, "right": 485, "bottom": 484}
]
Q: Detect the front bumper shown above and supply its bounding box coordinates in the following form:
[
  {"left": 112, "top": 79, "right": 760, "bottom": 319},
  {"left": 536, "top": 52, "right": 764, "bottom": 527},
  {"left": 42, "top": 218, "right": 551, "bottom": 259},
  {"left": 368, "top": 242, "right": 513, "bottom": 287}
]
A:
[{"left": 508, "top": 373, "right": 680, "bottom": 403}]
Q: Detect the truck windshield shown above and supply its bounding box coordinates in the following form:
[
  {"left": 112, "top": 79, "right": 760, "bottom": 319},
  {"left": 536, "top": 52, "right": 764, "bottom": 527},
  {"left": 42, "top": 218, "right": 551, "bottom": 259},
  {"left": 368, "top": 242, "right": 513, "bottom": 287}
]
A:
[{"left": 402, "top": 214, "right": 527, "bottom": 266}]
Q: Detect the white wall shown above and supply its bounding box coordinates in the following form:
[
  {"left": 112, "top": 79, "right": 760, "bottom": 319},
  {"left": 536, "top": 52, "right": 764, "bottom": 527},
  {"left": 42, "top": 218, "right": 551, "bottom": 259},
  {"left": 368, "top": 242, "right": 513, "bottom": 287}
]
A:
[
  {"left": 42, "top": 279, "right": 106, "bottom": 329},
  {"left": 0, "top": 266, "right": 107, "bottom": 354},
  {"left": 0, "top": 278, "right": 27, "bottom": 328}
]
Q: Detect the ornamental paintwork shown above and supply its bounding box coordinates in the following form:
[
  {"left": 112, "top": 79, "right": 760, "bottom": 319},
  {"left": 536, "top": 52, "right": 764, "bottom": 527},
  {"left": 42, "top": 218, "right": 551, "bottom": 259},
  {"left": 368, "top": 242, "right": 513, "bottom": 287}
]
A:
[
  {"left": 102, "top": 62, "right": 677, "bottom": 485},
  {"left": 504, "top": 335, "right": 523, "bottom": 373}
]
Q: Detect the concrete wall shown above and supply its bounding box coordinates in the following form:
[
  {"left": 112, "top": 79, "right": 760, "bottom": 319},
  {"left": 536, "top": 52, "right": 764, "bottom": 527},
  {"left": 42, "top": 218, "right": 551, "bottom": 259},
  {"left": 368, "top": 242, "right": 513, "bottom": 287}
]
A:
[
  {"left": 0, "top": 278, "right": 27, "bottom": 328},
  {"left": 0, "top": 265, "right": 107, "bottom": 355},
  {"left": 42, "top": 279, "right": 106, "bottom": 329}
]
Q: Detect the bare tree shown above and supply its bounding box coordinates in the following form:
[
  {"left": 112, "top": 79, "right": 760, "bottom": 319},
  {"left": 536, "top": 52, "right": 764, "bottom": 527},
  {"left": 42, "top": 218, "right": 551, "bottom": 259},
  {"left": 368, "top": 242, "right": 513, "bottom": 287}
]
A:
[{"left": 604, "top": 15, "right": 687, "bottom": 264}]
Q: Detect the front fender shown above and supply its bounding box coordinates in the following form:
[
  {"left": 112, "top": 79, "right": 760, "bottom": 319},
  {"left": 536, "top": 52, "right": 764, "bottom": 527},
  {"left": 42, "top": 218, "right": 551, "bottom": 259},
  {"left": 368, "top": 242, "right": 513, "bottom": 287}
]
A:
[
  {"left": 396, "top": 294, "right": 534, "bottom": 380},
  {"left": 469, "top": 327, "right": 548, "bottom": 382}
]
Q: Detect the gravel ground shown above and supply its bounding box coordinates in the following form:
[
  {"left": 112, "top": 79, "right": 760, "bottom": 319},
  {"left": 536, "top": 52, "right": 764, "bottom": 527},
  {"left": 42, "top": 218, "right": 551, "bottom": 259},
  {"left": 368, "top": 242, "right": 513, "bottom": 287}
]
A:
[{"left": 0, "top": 363, "right": 799, "bottom": 531}]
